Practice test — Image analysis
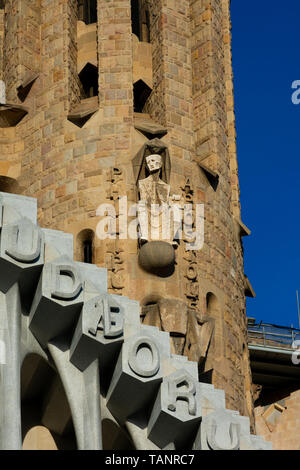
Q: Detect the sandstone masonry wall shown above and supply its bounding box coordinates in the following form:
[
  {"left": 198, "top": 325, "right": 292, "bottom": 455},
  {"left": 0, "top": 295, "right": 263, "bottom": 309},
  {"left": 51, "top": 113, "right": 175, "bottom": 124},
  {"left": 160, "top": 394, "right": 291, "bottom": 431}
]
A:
[{"left": 255, "top": 389, "right": 300, "bottom": 450}]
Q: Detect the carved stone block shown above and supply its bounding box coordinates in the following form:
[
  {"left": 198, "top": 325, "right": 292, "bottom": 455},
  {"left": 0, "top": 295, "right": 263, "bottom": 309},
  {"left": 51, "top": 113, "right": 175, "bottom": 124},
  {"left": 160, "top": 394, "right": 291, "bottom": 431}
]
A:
[
  {"left": 193, "top": 409, "right": 241, "bottom": 450},
  {"left": 70, "top": 293, "right": 125, "bottom": 372},
  {"left": 193, "top": 408, "right": 261, "bottom": 450},
  {"left": 29, "top": 255, "right": 84, "bottom": 348},
  {"left": 169, "top": 354, "right": 199, "bottom": 380},
  {"left": 0, "top": 218, "right": 44, "bottom": 310},
  {"left": 148, "top": 369, "right": 202, "bottom": 449},
  {"left": 106, "top": 328, "right": 169, "bottom": 423}
]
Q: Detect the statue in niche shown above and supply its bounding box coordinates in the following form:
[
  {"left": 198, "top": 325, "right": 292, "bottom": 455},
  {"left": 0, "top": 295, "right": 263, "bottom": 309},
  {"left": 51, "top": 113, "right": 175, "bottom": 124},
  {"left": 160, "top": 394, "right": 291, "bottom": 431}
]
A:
[
  {"left": 133, "top": 139, "right": 182, "bottom": 248},
  {"left": 138, "top": 153, "right": 173, "bottom": 245},
  {"left": 138, "top": 154, "right": 170, "bottom": 208}
]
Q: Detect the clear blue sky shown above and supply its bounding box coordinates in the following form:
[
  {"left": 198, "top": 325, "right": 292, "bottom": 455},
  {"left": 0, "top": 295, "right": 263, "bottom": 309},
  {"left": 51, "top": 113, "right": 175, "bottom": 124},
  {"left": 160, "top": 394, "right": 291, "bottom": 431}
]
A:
[{"left": 231, "top": 1, "right": 300, "bottom": 328}]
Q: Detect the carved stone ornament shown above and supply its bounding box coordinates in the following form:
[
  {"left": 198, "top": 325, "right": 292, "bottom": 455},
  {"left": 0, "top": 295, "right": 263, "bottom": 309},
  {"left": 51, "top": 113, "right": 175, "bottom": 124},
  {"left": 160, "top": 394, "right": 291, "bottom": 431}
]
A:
[
  {"left": 0, "top": 192, "right": 271, "bottom": 450},
  {"left": 133, "top": 141, "right": 183, "bottom": 275}
]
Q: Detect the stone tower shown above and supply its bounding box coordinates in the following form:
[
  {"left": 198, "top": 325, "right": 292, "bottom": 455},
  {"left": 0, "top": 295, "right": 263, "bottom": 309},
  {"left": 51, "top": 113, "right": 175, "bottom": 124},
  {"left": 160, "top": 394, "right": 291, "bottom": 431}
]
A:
[{"left": 0, "top": 0, "right": 254, "bottom": 428}]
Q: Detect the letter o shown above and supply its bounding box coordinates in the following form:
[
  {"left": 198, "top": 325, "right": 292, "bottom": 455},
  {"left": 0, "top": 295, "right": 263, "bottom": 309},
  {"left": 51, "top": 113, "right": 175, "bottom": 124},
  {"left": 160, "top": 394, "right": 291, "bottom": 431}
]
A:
[
  {"left": 186, "top": 265, "right": 197, "bottom": 281},
  {"left": 128, "top": 336, "right": 160, "bottom": 378}
]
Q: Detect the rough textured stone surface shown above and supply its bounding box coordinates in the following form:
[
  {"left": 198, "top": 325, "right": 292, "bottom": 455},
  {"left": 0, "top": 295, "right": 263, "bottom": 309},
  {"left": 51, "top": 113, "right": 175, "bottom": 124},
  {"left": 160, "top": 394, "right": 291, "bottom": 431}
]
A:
[
  {"left": 0, "top": 0, "right": 255, "bottom": 441},
  {"left": 255, "top": 389, "right": 300, "bottom": 450}
]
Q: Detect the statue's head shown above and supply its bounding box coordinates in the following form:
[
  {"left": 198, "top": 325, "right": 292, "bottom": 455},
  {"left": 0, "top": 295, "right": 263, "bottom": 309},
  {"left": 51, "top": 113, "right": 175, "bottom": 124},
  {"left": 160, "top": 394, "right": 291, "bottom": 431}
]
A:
[{"left": 146, "top": 154, "right": 162, "bottom": 174}]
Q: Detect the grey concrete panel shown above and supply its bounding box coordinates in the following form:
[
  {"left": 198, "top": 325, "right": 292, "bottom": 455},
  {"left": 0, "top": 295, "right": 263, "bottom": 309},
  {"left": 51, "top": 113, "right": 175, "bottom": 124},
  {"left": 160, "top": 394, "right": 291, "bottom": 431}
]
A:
[
  {"left": 43, "top": 228, "right": 74, "bottom": 261},
  {"left": 197, "top": 382, "right": 226, "bottom": 415},
  {"left": 0, "top": 192, "right": 37, "bottom": 225},
  {"left": 0, "top": 285, "right": 22, "bottom": 450},
  {"left": 41, "top": 376, "right": 72, "bottom": 436},
  {"left": 48, "top": 339, "right": 102, "bottom": 450},
  {"left": 75, "top": 261, "right": 108, "bottom": 294},
  {"left": 250, "top": 435, "right": 273, "bottom": 450}
]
